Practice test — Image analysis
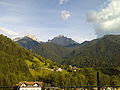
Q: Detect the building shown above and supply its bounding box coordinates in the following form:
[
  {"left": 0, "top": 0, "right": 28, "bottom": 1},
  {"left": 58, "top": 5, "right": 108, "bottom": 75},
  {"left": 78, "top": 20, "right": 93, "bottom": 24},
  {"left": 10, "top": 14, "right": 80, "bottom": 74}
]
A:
[
  {"left": 56, "top": 68, "right": 62, "bottom": 72},
  {"left": 16, "top": 81, "right": 43, "bottom": 90}
]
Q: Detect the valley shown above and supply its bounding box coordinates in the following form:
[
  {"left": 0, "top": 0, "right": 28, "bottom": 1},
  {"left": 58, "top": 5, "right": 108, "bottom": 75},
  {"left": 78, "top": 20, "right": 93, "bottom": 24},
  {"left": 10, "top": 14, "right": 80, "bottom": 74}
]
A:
[{"left": 1, "top": 34, "right": 120, "bottom": 86}]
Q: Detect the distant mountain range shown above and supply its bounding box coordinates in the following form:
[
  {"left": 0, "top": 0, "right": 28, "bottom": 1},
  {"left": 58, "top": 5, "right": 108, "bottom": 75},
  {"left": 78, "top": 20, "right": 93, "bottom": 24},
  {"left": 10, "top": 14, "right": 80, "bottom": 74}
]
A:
[
  {"left": 16, "top": 34, "right": 120, "bottom": 68},
  {"left": 16, "top": 35, "right": 73, "bottom": 62}
]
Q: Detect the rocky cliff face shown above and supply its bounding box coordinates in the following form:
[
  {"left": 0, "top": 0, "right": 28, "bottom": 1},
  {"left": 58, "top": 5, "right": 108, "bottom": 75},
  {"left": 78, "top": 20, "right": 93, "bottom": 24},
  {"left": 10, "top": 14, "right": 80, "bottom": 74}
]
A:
[{"left": 48, "top": 35, "right": 79, "bottom": 47}]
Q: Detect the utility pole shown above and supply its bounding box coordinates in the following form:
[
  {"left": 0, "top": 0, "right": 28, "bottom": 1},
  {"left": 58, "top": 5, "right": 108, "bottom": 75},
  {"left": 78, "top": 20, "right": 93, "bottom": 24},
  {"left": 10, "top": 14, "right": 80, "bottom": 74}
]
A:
[{"left": 97, "top": 72, "right": 100, "bottom": 90}]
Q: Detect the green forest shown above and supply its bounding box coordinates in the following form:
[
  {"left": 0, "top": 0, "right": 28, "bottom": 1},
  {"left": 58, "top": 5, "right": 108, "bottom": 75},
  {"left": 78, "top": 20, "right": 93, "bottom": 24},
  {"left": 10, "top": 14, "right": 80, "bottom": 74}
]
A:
[
  {"left": 17, "top": 35, "right": 120, "bottom": 68},
  {"left": 1, "top": 34, "right": 120, "bottom": 87}
]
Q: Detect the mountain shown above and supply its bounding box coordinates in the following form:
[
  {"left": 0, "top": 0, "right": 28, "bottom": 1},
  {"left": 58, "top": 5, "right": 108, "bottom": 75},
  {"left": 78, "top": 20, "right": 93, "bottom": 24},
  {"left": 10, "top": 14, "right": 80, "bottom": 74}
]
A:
[
  {"left": 0, "top": 34, "right": 66, "bottom": 86},
  {"left": 63, "top": 35, "right": 120, "bottom": 67},
  {"left": 16, "top": 34, "right": 120, "bottom": 68},
  {"left": 32, "top": 42, "right": 72, "bottom": 62},
  {"left": 0, "top": 34, "right": 102, "bottom": 86},
  {"left": 48, "top": 35, "right": 80, "bottom": 47},
  {"left": 17, "top": 36, "right": 72, "bottom": 62},
  {"left": 16, "top": 36, "right": 39, "bottom": 49},
  {"left": 25, "top": 34, "right": 38, "bottom": 41},
  {"left": 1, "top": 34, "right": 120, "bottom": 86}
]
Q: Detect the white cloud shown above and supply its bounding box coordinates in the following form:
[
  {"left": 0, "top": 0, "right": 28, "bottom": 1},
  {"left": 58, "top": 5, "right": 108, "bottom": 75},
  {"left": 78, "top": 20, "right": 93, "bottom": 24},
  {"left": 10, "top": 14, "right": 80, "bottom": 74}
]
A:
[
  {"left": 61, "top": 10, "right": 71, "bottom": 20},
  {"left": 0, "top": 27, "right": 18, "bottom": 36},
  {"left": 87, "top": 0, "right": 120, "bottom": 37}
]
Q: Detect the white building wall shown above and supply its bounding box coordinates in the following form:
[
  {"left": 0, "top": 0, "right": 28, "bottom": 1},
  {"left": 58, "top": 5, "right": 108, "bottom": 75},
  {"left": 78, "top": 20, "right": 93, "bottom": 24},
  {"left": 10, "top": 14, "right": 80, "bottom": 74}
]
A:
[{"left": 19, "top": 87, "right": 41, "bottom": 90}]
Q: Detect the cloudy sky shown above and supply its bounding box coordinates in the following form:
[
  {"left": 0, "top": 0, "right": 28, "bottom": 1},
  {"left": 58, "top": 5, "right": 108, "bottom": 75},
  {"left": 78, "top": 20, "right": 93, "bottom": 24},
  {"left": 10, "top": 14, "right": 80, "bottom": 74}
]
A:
[{"left": 0, "top": 0, "right": 119, "bottom": 43}]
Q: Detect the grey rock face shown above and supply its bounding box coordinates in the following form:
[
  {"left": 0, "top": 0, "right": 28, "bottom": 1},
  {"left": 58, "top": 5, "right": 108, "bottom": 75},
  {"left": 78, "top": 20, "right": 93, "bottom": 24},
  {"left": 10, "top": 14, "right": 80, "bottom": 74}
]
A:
[{"left": 48, "top": 35, "right": 79, "bottom": 47}]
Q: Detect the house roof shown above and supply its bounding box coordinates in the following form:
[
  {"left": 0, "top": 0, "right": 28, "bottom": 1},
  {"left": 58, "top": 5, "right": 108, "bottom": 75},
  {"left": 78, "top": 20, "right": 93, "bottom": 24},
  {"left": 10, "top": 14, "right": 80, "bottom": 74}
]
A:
[{"left": 16, "top": 81, "right": 43, "bottom": 86}]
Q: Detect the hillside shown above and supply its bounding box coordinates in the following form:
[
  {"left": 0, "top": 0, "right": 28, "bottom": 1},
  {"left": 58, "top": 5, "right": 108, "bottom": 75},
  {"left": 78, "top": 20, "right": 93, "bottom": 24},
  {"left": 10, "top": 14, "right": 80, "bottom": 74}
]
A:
[
  {"left": 16, "top": 36, "right": 39, "bottom": 49},
  {"left": 32, "top": 42, "right": 72, "bottom": 62},
  {"left": 63, "top": 35, "right": 120, "bottom": 67},
  {"left": 1, "top": 34, "right": 120, "bottom": 86},
  {"left": 0, "top": 34, "right": 65, "bottom": 86},
  {"left": 0, "top": 34, "right": 33, "bottom": 86},
  {"left": 17, "top": 37, "right": 72, "bottom": 63},
  {"left": 17, "top": 34, "right": 120, "bottom": 67}
]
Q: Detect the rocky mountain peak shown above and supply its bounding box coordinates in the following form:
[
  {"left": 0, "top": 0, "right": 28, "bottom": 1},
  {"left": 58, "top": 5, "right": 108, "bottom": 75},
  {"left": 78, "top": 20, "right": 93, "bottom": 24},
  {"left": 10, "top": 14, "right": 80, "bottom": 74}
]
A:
[
  {"left": 48, "top": 35, "right": 79, "bottom": 47},
  {"left": 25, "top": 34, "right": 37, "bottom": 41}
]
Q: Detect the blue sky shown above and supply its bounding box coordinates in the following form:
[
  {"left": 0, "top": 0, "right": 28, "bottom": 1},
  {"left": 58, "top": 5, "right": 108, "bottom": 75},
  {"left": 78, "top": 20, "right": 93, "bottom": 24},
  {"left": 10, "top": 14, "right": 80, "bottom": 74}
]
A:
[{"left": 1, "top": 0, "right": 119, "bottom": 43}]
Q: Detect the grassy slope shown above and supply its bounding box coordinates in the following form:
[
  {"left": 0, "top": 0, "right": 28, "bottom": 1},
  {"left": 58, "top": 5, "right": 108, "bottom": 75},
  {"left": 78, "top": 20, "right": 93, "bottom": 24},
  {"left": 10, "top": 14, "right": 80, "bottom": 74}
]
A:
[{"left": 0, "top": 35, "right": 61, "bottom": 86}]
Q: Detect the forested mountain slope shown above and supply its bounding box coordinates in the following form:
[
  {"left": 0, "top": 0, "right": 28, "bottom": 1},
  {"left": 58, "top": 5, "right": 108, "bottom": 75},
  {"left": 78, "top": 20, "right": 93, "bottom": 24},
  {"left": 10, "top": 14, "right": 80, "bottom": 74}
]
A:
[
  {"left": 1, "top": 34, "right": 120, "bottom": 86},
  {"left": 0, "top": 34, "right": 63, "bottom": 86},
  {"left": 17, "top": 37, "right": 72, "bottom": 62},
  {"left": 32, "top": 42, "right": 72, "bottom": 62},
  {"left": 63, "top": 35, "right": 120, "bottom": 67},
  {"left": 0, "top": 35, "right": 33, "bottom": 86},
  {"left": 17, "top": 35, "right": 120, "bottom": 67}
]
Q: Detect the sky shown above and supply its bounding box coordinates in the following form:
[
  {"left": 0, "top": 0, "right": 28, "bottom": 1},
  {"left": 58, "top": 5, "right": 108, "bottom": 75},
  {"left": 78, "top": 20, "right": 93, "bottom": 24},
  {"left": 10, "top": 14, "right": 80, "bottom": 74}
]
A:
[{"left": 0, "top": 0, "right": 120, "bottom": 43}]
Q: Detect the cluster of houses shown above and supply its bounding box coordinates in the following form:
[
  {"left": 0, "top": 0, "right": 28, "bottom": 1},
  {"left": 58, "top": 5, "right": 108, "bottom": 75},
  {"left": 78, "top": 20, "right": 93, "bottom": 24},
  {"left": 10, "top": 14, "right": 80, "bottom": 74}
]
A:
[
  {"left": 14, "top": 81, "right": 120, "bottom": 90},
  {"left": 15, "top": 81, "right": 63, "bottom": 90},
  {"left": 15, "top": 81, "right": 119, "bottom": 90},
  {"left": 14, "top": 65, "right": 117, "bottom": 90}
]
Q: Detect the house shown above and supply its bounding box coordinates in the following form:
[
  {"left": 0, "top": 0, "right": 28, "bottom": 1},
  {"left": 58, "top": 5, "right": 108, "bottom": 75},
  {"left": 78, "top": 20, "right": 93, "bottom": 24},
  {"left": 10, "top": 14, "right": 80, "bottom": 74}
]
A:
[
  {"left": 56, "top": 68, "right": 62, "bottom": 72},
  {"left": 16, "top": 81, "right": 43, "bottom": 90},
  {"left": 69, "top": 65, "right": 78, "bottom": 71}
]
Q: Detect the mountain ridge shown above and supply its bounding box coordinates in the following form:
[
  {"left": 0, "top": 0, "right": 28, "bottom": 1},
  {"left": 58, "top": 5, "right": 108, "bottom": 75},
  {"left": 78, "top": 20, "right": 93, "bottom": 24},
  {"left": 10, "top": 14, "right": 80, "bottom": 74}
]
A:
[
  {"left": 16, "top": 36, "right": 72, "bottom": 62},
  {"left": 1, "top": 34, "right": 120, "bottom": 86},
  {"left": 16, "top": 35, "right": 77, "bottom": 62},
  {"left": 48, "top": 35, "right": 80, "bottom": 47},
  {"left": 16, "top": 34, "right": 120, "bottom": 68},
  {"left": 63, "top": 34, "right": 120, "bottom": 67},
  {"left": 16, "top": 36, "right": 40, "bottom": 49}
]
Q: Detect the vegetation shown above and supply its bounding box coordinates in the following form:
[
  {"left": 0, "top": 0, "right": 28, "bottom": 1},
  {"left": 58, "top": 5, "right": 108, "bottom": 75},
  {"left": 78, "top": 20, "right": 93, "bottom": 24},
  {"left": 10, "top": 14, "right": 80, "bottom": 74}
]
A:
[
  {"left": 63, "top": 35, "right": 120, "bottom": 67},
  {"left": 32, "top": 42, "right": 72, "bottom": 63},
  {"left": 17, "top": 35, "right": 120, "bottom": 67},
  {"left": 17, "top": 37, "right": 72, "bottom": 62},
  {"left": 0, "top": 34, "right": 61, "bottom": 86},
  {"left": 1, "top": 34, "right": 120, "bottom": 87},
  {"left": 0, "top": 35, "right": 33, "bottom": 86}
]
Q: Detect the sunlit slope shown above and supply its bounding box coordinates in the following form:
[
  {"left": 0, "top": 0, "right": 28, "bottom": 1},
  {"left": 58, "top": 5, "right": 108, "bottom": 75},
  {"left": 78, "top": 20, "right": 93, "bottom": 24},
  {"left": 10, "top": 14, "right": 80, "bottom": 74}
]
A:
[{"left": 0, "top": 34, "right": 61, "bottom": 86}]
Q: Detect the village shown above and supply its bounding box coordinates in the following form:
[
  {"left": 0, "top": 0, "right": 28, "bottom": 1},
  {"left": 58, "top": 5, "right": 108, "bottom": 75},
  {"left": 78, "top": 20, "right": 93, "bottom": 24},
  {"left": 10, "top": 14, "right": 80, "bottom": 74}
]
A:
[{"left": 14, "top": 81, "right": 120, "bottom": 90}]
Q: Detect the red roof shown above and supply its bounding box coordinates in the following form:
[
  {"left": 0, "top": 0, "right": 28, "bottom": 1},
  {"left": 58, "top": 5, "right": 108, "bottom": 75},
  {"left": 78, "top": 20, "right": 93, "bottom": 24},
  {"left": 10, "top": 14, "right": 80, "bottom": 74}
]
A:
[{"left": 17, "top": 81, "right": 43, "bottom": 86}]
